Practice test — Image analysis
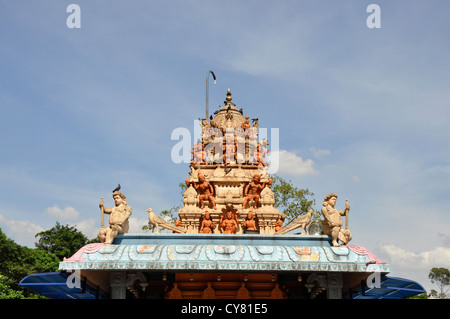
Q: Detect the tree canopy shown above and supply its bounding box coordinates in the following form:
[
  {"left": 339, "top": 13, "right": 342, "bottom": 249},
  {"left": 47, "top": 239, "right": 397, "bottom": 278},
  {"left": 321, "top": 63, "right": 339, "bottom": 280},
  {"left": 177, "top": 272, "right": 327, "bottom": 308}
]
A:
[
  {"left": 34, "top": 221, "right": 95, "bottom": 260},
  {"left": 271, "top": 175, "right": 320, "bottom": 225},
  {"left": 429, "top": 267, "right": 450, "bottom": 299},
  {"left": 0, "top": 227, "right": 60, "bottom": 298},
  {"left": 1, "top": 222, "right": 99, "bottom": 299}
]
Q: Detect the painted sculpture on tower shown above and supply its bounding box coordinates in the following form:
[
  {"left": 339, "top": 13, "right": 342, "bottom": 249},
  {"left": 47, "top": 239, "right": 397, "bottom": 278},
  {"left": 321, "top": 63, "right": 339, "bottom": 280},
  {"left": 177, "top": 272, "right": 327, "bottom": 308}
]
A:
[
  {"left": 190, "top": 142, "right": 206, "bottom": 165},
  {"left": 97, "top": 185, "right": 132, "bottom": 244},
  {"left": 242, "top": 210, "right": 258, "bottom": 233},
  {"left": 220, "top": 210, "right": 238, "bottom": 234},
  {"left": 200, "top": 211, "right": 215, "bottom": 234},
  {"left": 185, "top": 170, "right": 217, "bottom": 209},
  {"left": 321, "top": 193, "right": 352, "bottom": 246},
  {"left": 242, "top": 174, "right": 273, "bottom": 209}
]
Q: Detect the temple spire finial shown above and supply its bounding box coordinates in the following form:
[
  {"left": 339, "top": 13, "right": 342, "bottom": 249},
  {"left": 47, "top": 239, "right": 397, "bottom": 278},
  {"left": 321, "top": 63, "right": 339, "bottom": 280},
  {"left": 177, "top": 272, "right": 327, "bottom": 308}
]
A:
[{"left": 226, "top": 88, "right": 232, "bottom": 103}]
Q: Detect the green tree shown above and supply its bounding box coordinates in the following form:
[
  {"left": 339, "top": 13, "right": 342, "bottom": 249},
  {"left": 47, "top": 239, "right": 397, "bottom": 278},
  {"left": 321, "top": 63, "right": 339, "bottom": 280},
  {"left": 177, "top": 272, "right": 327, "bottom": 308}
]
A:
[
  {"left": 271, "top": 175, "right": 319, "bottom": 224},
  {"left": 0, "top": 275, "right": 25, "bottom": 299},
  {"left": 35, "top": 222, "right": 89, "bottom": 260},
  {"left": 0, "top": 227, "right": 59, "bottom": 298},
  {"left": 408, "top": 292, "right": 428, "bottom": 299},
  {"left": 429, "top": 267, "right": 450, "bottom": 299}
]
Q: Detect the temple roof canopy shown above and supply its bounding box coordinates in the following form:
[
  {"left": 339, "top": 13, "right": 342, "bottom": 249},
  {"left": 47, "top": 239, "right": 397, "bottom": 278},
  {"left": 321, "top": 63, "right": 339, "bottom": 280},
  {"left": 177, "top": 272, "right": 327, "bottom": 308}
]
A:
[{"left": 59, "top": 234, "right": 390, "bottom": 274}]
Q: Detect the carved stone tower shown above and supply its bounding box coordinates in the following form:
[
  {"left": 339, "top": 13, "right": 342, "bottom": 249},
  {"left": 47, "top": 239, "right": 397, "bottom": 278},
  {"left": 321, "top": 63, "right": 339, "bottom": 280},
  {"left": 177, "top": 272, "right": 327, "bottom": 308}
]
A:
[{"left": 178, "top": 89, "right": 285, "bottom": 234}]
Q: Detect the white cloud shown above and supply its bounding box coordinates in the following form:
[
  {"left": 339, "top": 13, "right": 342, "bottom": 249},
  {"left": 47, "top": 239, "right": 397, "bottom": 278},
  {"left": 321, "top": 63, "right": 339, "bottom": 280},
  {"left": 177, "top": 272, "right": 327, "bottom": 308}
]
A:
[
  {"left": 70, "top": 218, "right": 98, "bottom": 240},
  {"left": 128, "top": 217, "right": 150, "bottom": 233},
  {"left": 378, "top": 244, "right": 450, "bottom": 293},
  {"left": 380, "top": 244, "right": 450, "bottom": 271},
  {"left": 45, "top": 205, "right": 80, "bottom": 220},
  {"left": 310, "top": 147, "right": 331, "bottom": 158},
  {"left": 269, "top": 150, "right": 317, "bottom": 176},
  {"left": 0, "top": 214, "right": 44, "bottom": 247}
]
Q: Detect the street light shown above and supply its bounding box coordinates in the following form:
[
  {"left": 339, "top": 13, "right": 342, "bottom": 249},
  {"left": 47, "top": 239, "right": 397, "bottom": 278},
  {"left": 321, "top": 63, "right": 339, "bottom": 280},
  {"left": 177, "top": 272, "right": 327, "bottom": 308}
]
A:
[{"left": 206, "top": 70, "right": 216, "bottom": 124}]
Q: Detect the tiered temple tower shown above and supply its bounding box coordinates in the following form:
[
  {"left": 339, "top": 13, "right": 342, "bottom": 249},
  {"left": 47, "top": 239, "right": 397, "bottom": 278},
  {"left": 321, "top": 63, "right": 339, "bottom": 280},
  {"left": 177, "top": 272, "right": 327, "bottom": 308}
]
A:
[{"left": 179, "top": 89, "right": 285, "bottom": 234}]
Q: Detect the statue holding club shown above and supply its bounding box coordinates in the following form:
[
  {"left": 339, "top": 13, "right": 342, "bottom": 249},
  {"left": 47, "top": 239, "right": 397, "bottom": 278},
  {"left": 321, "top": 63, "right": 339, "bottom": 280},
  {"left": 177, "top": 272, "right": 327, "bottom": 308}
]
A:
[
  {"left": 97, "top": 184, "right": 132, "bottom": 244},
  {"left": 321, "top": 193, "right": 352, "bottom": 247}
]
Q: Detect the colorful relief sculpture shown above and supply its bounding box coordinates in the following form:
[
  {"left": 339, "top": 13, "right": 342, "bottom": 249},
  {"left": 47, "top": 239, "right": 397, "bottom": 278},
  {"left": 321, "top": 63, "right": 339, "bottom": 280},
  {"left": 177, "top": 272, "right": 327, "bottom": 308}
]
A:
[
  {"left": 252, "top": 143, "right": 269, "bottom": 167},
  {"left": 190, "top": 143, "right": 206, "bottom": 165},
  {"left": 97, "top": 186, "right": 132, "bottom": 244},
  {"left": 321, "top": 193, "right": 352, "bottom": 247},
  {"left": 185, "top": 170, "right": 217, "bottom": 209},
  {"left": 200, "top": 211, "right": 215, "bottom": 234},
  {"left": 242, "top": 174, "right": 273, "bottom": 209},
  {"left": 173, "top": 220, "right": 183, "bottom": 233},
  {"left": 220, "top": 210, "right": 238, "bottom": 234},
  {"left": 274, "top": 219, "right": 283, "bottom": 232},
  {"left": 242, "top": 210, "right": 258, "bottom": 232},
  {"left": 224, "top": 133, "right": 236, "bottom": 164}
]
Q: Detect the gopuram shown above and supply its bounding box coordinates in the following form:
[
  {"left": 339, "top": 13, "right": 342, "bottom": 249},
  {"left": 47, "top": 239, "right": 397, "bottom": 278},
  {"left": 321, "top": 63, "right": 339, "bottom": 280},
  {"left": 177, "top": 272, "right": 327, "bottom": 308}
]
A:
[
  {"left": 179, "top": 88, "right": 283, "bottom": 235},
  {"left": 19, "top": 88, "right": 425, "bottom": 300}
]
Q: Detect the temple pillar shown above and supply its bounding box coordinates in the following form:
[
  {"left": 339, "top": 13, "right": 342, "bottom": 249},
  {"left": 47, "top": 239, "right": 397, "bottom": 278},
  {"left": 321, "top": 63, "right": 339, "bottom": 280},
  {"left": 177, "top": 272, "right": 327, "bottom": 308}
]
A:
[
  {"left": 110, "top": 271, "right": 127, "bottom": 299},
  {"left": 327, "top": 273, "right": 343, "bottom": 299}
]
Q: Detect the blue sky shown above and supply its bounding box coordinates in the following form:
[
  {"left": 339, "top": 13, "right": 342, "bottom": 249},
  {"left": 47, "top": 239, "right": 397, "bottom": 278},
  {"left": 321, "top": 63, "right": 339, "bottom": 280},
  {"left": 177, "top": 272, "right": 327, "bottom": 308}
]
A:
[{"left": 1, "top": 1, "right": 449, "bottom": 294}]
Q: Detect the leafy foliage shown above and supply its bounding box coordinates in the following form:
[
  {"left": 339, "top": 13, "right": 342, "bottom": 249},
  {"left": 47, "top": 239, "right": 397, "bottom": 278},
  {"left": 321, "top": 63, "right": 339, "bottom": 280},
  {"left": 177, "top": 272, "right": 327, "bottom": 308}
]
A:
[
  {"left": 0, "top": 227, "right": 59, "bottom": 298},
  {"left": 0, "top": 275, "right": 25, "bottom": 299},
  {"left": 429, "top": 267, "right": 450, "bottom": 299},
  {"left": 34, "top": 222, "right": 90, "bottom": 260},
  {"left": 271, "top": 175, "right": 320, "bottom": 224},
  {"left": 408, "top": 292, "right": 428, "bottom": 299}
]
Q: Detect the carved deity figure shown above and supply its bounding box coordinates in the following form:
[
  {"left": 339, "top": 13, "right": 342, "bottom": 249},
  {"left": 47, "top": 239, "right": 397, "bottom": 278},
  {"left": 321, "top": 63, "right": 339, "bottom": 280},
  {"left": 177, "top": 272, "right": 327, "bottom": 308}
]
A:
[
  {"left": 241, "top": 116, "right": 251, "bottom": 131},
  {"left": 242, "top": 174, "right": 272, "bottom": 209},
  {"left": 252, "top": 144, "right": 269, "bottom": 166},
  {"left": 220, "top": 211, "right": 238, "bottom": 234},
  {"left": 224, "top": 133, "right": 236, "bottom": 164},
  {"left": 200, "top": 211, "right": 215, "bottom": 234},
  {"left": 275, "top": 219, "right": 283, "bottom": 232},
  {"left": 173, "top": 219, "right": 183, "bottom": 233},
  {"left": 190, "top": 143, "right": 205, "bottom": 165},
  {"left": 185, "top": 170, "right": 217, "bottom": 209},
  {"left": 98, "top": 191, "right": 132, "bottom": 244},
  {"left": 242, "top": 210, "right": 257, "bottom": 232},
  {"left": 321, "top": 193, "right": 352, "bottom": 247}
]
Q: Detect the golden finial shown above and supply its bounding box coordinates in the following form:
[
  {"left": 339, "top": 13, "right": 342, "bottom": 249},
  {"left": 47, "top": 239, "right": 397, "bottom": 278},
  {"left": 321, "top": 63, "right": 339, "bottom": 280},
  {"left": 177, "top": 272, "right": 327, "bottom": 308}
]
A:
[{"left": 226, "top": 88, "right": 232, "bottom": 103}]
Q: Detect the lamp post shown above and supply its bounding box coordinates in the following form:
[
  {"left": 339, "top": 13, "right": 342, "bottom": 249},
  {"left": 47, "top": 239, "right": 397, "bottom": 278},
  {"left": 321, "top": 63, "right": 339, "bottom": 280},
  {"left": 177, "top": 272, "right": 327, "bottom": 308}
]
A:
[{"left": 206, "top": 70, "right": 216, "bottom": 124}]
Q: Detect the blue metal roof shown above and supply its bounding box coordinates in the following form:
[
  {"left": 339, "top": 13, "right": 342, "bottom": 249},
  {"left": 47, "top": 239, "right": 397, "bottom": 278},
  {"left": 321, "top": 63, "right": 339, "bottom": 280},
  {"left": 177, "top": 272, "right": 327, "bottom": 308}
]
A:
[
  {"left": 19, "top": 272, "right": 107, "bottom": 299},
  {"left": 21, "top": 272, "right": 424, "bottom": 299},
  {"left": 349, "top": 275, "right": 426, "bottom": 299}
]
